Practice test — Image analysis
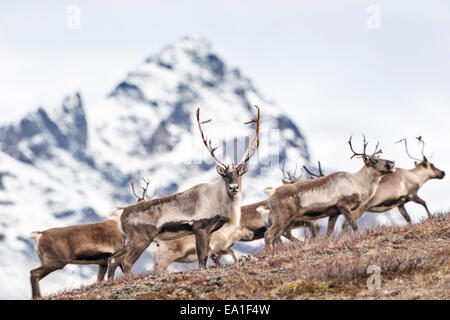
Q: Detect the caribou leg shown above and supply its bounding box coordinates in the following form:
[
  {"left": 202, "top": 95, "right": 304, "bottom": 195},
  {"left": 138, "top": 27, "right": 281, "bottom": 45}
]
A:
[
  {"left": 153, "top": 258, "right": 171, "bottom": 274},
  {"left": 109, "top": 225, "right": 157, "bottom": 279},
  {"left": 281, "top": 227, "right": 302, "bottom": 244},
  {"left": 341, "top": 196, "right": 375, "bottom": 232},
  {"left": 273, "top": 234, "right": 283, "bottom": 246},
  {"left": 326, "top": 214, "right": 340, "bottom": 236},
  {"left": 411, "top": 194, "right": 432, "bottom": 218},
  {"left": 193, "top": 216, "right": 228, "bottom": 269},
  {"left": 308, "top": 222, "right": 320, "bottom": 238},
  {"left": 30, "top": 263, "right": 65, "bottom": 299},
  {"left": 342, "top": 209, "right": 365, "bottom": 232},
  {"left": 211, "top": 253, "right": 221, "bottom": 265},
  {"left": 398, "top": 204, "right": 412, "bottom": 223},
  {"left": 194, "top": 229, "right": 211, "bottom": 269},
  {"left": 265, "top": 216, "right": 295, "bottom": 249},
  {"left": 97, "top": 263, "right": 108, "bottom": 281},
  {"left": 107, "top": 247, "right": 128, "bottom": 279},
  {"left": 120, "top": 241, "right": 152, "bottom": 275},
  {"left": 265, "top": 195, "right": 298, "bottom": 248},
  {"left": 225, "top": 248, "right": 238, "bottom": 263},
  {"left": 337, "top": 198, "right": 359, "bottom": 232}
]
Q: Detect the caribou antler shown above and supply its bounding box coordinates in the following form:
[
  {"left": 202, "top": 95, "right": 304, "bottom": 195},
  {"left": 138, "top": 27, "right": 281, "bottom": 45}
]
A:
[
  {"left": 235, "top": 105, "right": 261, "bottom": 168},
  {"left": 196, "top": 105, "right": 260, "bottom": 169},
  {"left": 348, "top": 135, "right": 368, "bottom": 159},
  {"left": 396, "top": 138, "right": 422, "bottom": 162},
  {"left": 130, "top": 178, "right": 154, "bottom": 203},
  {"left": 348, "top": 135, "right": 382, "bottom": 159},
  {"left": 281, "top": 161, "right": 303, "bottom": 184},
  {"left": 416, "top": 136, "right": 427, "bottom": 160},
  {"left": 140, "top": 178, "right": 154, "bottom": 200},
  {"left": 396, "top": 136, "right": 429, "bottom": 162},
  {"left": 196, "top": 108, "right": 228, "bottom": 168},
  {"left": 372, "top": 141, "right": 382, "bottom": 158},
  {"left": 303, "top": 161, "right": 325, "bottom": 178},
  {"left": 317, "top": 161, "right": 324, "bottom": 176}
]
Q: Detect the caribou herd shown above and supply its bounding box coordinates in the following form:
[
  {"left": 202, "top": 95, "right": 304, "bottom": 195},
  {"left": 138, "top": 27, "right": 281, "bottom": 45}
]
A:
[{"left": 29, "top": 106, "right": 445, "bottom": 298}]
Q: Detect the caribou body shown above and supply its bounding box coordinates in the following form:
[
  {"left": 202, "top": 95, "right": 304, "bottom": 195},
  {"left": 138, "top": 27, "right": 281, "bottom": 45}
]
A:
[
  {"left": 342, "top": 137, "right": 445, "bottom": 228},
  {"left": 29, "top": 218, "right": 123, "bottom": 298},
  {"left": 240, "top": 201, "right": 320, "bottom": 243},
  {"left": 29, "top": 178, "right": 156, "bottom": 298},
  {"left": 264, "top": 136, "right": 395, "bottom": 248},
  {"left": 240, "top": 163, "right": 321, "bottom": 244},
  {"left": 107, "top": 106, "right": 260, "bottom": 278}
]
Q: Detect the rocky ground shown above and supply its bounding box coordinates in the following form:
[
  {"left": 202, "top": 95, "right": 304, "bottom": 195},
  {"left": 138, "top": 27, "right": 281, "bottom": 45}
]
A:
[{"left": 49, "top": 212, "right": 449, "bottom": 300}]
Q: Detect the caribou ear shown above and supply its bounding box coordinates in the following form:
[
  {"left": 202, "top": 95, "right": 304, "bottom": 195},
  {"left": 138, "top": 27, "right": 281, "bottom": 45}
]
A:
[
  {"left": 362, "top": 155, "right": 370, "bottom": 166},
  {"left": 216, "top": 166, "right": 226, "bottom": 176},
  {"left": 423, "top": 156, "right": 428, "bottom": 162},
  {"left": 237, "top": 163, "right": 249, "bottom": 176}
]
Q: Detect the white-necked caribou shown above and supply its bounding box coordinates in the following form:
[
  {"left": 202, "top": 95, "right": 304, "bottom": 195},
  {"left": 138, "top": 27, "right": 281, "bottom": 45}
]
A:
[
  {"left": 342, "top": 137, "right": 445, "bottom": 230},
  {"left": 106, "top": 106, "right": 261, "bottom": 279},
  {"left": 264, "top": 136, "right": 395, "bottom": 248}
]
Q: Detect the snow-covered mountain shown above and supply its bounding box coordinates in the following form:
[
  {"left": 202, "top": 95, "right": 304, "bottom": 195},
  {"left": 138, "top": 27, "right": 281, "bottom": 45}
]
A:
[{"left": 0, "top": 35, "right": 310, "bottom": 299}]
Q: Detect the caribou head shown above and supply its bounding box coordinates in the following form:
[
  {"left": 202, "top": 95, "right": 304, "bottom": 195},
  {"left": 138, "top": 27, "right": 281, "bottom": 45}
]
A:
[
  {"left": 397, "top": 136, "right": 445, "bottom": 180},
  {"left": 196, "top": 105, "right": 260, "bottom": 197},
  {"left": 348, "top": 135, "right": 395, "bottom": 175}
]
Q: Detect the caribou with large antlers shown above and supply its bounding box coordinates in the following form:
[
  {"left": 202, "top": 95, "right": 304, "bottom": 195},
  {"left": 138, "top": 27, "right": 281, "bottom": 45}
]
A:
[
  {"left": 107, "top": 106, "right": 261, "bottom": 279},
  {"left": 264, "top": 136, "right": 395, "bottom": 248},
  {"left": 342, "top": 137, "right": 445, "bottom": 229}
]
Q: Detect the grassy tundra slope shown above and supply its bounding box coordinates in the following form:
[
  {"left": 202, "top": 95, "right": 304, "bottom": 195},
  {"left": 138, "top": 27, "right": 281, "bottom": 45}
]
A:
[{"left": 51, "top": 213, "right": 449, "bottom": 300}]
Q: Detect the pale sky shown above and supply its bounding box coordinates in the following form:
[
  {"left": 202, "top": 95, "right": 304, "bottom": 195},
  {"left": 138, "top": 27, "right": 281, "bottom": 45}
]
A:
[{"left": 0, "top": 0, "right": 449, "bottom": 215}]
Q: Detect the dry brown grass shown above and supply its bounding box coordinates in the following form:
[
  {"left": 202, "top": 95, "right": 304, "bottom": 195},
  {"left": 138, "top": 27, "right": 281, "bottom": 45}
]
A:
[{"left": 49, "top": 212, "right": 450, "bottom": 300}]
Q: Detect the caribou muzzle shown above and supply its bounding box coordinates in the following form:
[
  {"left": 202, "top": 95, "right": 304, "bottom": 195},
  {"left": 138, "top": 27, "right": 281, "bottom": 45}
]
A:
[{"left": 228, "top": 184, "right": 240, "bottom": 195}]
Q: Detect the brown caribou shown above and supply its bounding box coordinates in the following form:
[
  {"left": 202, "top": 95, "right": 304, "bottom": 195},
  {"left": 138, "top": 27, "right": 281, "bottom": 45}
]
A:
[
  {"left": 264, "top": 136, "right": 395, "bottom": 248},
  {"left": 342, "top": 137, "right": 445, "bottom": 230},
  {"left": 29, "top": 220, "right": 122, "bottom": 299},
  {"left": 29, "top": 179, "right": 155, "bottom": 298},
  {"left": 106, "top": 106, "right": 260, "bottom": 279},
  {"left": 240, "top": 162, "right": 320, "bottom": 244}
]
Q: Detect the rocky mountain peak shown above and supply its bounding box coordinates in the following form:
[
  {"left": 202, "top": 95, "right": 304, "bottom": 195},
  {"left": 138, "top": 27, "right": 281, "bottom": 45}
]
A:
[{"left": 0, "top": 92, "right": 87, "bottom": 165}]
